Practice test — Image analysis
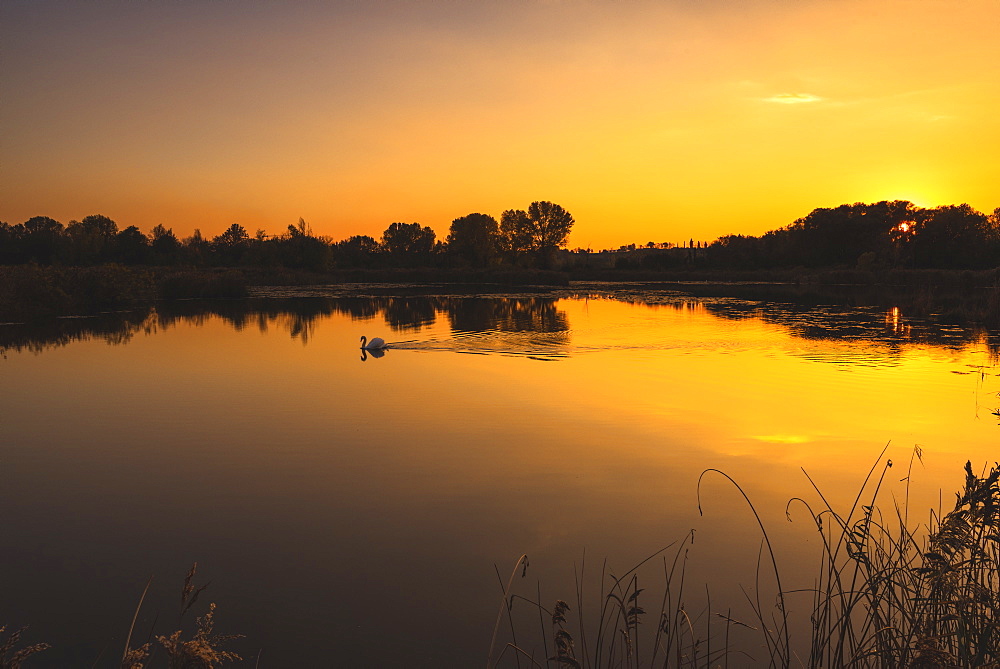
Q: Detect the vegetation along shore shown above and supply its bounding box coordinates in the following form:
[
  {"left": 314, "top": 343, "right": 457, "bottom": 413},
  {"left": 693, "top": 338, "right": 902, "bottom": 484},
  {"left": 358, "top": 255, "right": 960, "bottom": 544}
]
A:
[
  {"left": 3, "top": 199, "right": 1000, "bottom": 324},
  {"left": 5, "top": 458, "right": 997, "bottom": 667}
]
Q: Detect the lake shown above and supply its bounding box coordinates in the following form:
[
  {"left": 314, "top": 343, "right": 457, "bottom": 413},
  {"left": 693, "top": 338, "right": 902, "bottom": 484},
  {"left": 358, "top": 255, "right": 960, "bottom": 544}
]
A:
[{"left": 2, "top": 283, "right": 998, "bottom": 667}]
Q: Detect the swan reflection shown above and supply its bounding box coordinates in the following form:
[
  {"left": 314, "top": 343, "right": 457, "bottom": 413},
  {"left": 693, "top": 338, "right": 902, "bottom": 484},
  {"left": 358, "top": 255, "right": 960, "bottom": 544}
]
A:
[{"left": 360, "top": 346, "right": 386, "bottom": 362}]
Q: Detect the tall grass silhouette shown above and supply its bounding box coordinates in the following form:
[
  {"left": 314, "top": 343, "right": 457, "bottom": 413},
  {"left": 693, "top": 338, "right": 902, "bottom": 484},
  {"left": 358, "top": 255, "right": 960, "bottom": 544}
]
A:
[
  {"left": 121, "top": 563, "right": 243, "bottom": 669},
  {"left": 488, "top": 450, "right": 1000, "bottom": 668},
  {"left": 4, "top": 453, "right": 996, "bottom": 667}
]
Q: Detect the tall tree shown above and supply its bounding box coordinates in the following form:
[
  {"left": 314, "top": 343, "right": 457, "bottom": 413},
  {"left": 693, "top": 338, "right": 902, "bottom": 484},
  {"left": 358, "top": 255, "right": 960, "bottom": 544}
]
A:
[
  {"left": 381, "top": 222, "right": 436, "bottom": 266},
  {"left": 115, "top": 225, "right": 150, "bottom": 264},
  {"left": 334, "top": 235, "right": 381, "bottom": 268},
  {"left": 150, "top": 224, "right": 181, "bottom": 264},
  {"left": 22, "top": 216, "right": 64, "bottom": 264},
  {"left": 499, "top": 209, "right": 533, "bottom": 266},
  {"left": 181, "top": 229, "right": 210, "bottom": 266},
  {"left": 446, "top": 213, "right": 499, "bottom": 268},
  {"left": 911, "top": 204, "right": 993, "bottom": 268},
  {"left": 0, "top": 222, "right": 26, "bottom": 263},
  {"left": 66, "top": 214, "right": 119, "bottom": 264},
  {"left": 279, "top": 218, "right": 329, "bottom": 271},
  {"left": 212, "top": 223, "right": 251, "bottom": 265},
  {"left": 500, "top": 201, "right": 574, "bottom": 268}
]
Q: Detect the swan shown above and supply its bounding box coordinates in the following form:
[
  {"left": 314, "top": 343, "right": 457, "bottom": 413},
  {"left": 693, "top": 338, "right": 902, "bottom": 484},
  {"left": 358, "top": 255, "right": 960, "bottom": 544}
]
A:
[{"left": 360, "top": 335, "right": 388, "bottom": 350}]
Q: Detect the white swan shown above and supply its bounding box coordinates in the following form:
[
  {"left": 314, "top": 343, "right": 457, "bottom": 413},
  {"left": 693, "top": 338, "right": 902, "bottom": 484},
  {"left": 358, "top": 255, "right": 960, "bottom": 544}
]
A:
[{"left": 360, "top": 335, "right": 388, "bottom": 350}]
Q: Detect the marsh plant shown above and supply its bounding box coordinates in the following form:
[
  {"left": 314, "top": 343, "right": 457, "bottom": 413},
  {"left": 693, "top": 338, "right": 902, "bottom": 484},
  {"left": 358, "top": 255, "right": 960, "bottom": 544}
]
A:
[
  {"left": 487, "top": 452, "right": 1000, "bottom": 668},
  {"left": 0, "top": 625, "right": 49, "bottom": 669},
  {"left": 121, "top": 563, "right": 243, "bottom": 669},
  {"left": 3, "top": 564, "right": 242, "bottom": 669}
]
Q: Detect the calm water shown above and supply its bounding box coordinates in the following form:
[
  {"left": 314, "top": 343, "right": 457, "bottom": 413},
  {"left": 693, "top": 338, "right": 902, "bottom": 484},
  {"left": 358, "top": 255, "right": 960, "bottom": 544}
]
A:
[{"left": 2, "top": 284, "right": 998, "bottom": 666}]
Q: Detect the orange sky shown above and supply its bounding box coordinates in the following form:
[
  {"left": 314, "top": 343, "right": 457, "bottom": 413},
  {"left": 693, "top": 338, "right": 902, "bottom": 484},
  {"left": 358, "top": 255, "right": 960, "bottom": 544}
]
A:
[{"left": 2, "top": 0, "right": 997, "bottom": 249}]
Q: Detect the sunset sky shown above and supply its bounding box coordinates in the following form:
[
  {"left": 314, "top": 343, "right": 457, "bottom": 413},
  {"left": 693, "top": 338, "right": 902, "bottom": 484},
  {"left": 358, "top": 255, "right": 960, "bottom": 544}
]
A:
[{"left": 3, "top": 0, "right": 998, "bottom": 250}]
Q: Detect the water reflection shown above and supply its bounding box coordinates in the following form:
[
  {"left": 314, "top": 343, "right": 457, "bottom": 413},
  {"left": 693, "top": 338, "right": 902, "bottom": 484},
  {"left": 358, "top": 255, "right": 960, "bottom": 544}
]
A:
[
  {"left": 886, "top": 306, "right": 910, "bottom": 335},
  {"left": 0, "top": 296, "right": 574, "bottom": 359},
  {"left": 579, "top": 289, "right": 1000, "bottom": 362},
  {"left": 4, "top": 288, "right": 1000, "bottom": 667},
  {"left": 0, "top": 310, "right": 152, "bottom": 356},
  {"left": 3, "top": 290, "right": 1000, "bottom": 364},
  {"left": 360, "top": 346, "right": 385, "bottom": 362}
]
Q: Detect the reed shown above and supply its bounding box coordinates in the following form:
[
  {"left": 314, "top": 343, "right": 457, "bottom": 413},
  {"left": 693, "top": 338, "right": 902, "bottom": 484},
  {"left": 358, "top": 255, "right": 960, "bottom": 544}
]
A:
[
  {"left": 0, "top": 625, "right": 49, "bottom": 669},
  {"left": 155, "top": 270, "right": 248, "bottom": 300},
  {"left": 0, "top": 264, "right": 248, "bottom": 320},
  {"left": 489, "top": 451, "right": 1000, "bottom": 668},
  {"left": 121, "top": 563, "right": 243, "bottom": 669},
  {"left": 787, "top": 452, "right": 999, "bottom": 668},
  {"left": 4, "top": 455, "right": 996, "bottom": 667},
  {"left": 0, "top": 264, "right": 156, "bottom": 319}
]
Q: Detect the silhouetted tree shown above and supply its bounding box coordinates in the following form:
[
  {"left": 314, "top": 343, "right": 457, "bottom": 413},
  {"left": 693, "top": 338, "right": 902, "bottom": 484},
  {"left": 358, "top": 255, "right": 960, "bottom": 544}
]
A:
[
  {"left": 115, "top": 225, "right": 150, "bottom": 264},
  {"left": 779, "top": 201, "right": 916, "bottom": 267},
  {"left": 381, "top": 222, "right": 436, "bottom": 266},
  {"left": 527, "top": 201, "right": 574, "bottom": 268},
  {"left": 212, "top": 223, "right": 251, "bottom": 266},
  {"left": 66, "top": 214, "right": 119, "bottom": 264},
  {"left": 277, "top": 218, "right": 330, "bottom": 271},
  {"left": 22, "top": 216, "right": 64, "bottom": 264},
  {"left": 334, "top": 235, "right": 381, "bottom": 269},
  {"left": 150, "top": 224, "right": 181, "bottom": 264},
  {"left": 182, "top": 229, "right": 211, "bottom": 266},
  {"left": 499, "top": 209, "right": 533, "bottom": 266},
  {"left": 0, "top": 222, "right": 26, "bottom": 264},
  {"left": 446, "top": 213, "right": 499, "bottom": 268},
  {"left": 707, "top": 201, "right": 922, "bottom": 269},
  {"left": 500, "top": 201, "right": 574, "bottom": 268},
  {"left": 911, "top": 204, "right": 994, "bottom": 268},
  {"left": 709, "top": 234, "right": 762, "bottom": 268}
]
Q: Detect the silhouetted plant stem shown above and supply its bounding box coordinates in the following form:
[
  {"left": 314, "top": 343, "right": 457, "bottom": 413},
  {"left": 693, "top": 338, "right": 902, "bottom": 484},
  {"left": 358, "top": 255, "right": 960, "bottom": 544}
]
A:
[{"left": 697, "top": 468, "right": 791, "bottom": 667}]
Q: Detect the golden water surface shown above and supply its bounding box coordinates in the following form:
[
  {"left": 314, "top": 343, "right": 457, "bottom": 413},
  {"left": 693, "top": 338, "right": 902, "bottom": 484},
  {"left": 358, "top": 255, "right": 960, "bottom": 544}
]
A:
[{"left": 1, "top": 289, "right": 996, "bottom": 666}]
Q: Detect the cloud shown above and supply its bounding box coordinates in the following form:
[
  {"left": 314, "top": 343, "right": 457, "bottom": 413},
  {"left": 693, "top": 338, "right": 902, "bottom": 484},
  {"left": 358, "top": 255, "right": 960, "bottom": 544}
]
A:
[
  {"left": 750, "top": 434, "right": 812, "bottom": 444},
  {"left": 763, "top": 93, "right": 824, "bottom": 104}
]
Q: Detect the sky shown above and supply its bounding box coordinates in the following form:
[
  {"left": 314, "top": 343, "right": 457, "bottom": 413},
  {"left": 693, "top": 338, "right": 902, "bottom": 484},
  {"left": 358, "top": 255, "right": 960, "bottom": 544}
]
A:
[{"left": 2, "top": 0, "right": 998, "bottom": 250}]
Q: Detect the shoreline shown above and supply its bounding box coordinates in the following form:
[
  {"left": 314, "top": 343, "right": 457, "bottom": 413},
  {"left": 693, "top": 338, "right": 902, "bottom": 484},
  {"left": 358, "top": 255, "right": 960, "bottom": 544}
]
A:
[{"left": 4, "top": 263, "right": 1000, "bottom": 324}]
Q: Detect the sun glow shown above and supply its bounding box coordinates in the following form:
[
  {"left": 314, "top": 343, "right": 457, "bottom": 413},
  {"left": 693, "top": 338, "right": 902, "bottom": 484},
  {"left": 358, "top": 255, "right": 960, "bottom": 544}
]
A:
[{"left": 1, "top": 0, "right": 997, "bottom": 247}]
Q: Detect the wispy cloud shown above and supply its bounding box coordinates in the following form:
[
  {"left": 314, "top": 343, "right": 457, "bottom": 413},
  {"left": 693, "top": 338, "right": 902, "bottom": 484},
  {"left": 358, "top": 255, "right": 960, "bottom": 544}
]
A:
[
  {"left": 751, "top": 434, "right": 812, "bottom": 444},
  {"left": 763, "top": 93, "right": 824, "bottom": 104}
]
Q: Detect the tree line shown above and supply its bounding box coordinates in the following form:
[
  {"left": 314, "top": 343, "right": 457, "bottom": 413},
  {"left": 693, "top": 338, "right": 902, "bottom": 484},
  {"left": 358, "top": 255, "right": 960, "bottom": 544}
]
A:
[
  {"left": 0, "top": 202, "right": 575, "bottom": 271},
  {"left": 708, "top": 201, "right": 1000, "bottom": 270},
  {"left": 5, "top": 199, "right": 1000, "bottom": 273}
]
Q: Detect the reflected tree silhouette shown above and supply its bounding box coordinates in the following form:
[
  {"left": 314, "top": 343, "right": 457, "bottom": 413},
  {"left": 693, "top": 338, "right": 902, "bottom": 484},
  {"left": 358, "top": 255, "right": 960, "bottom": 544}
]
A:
[
  {"left": 5, "top": 292, "right": 1000, "bottom": 362},
  {"left": 0, "top": 310, "right": 152, "bottom": 357},
  {"left": 493, "top": 297, "right": 569, "bottom": 333},
  {"left": 444, "top": 298, "right": 497, "bottom": 332},
  {"left": 586, "top": 287, "right": 1000, "bottom": 361},
  {"left": 383, "top": 297, "right": 437, "bottom": 332},
  {"left": 329, "top": 297, "right": 380, "bottom": 322},
  {"left": 441, "top": 297, "right": 571, "bottom": 348}
]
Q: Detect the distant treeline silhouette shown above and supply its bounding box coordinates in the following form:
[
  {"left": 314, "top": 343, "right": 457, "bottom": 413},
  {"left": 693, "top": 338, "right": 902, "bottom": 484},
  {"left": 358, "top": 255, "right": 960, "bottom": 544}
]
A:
[
  {"left": 583, "top": 201, "right": 1000, "bottom": 273},
  {"left": 707, "top": 201, "right": 1000, "bottom": 270},
  {"left": 4, "top": 200, "right": 999, "bottom": 274},
  {"left": 0, "top": 202, "right": 575, "bottom": 271}
]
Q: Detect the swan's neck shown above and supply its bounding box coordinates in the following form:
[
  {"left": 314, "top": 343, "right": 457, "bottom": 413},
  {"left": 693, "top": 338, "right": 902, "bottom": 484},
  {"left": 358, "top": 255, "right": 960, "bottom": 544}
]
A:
[{"left": 360, "top": 336, "right": 367, "bottom": 348}]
